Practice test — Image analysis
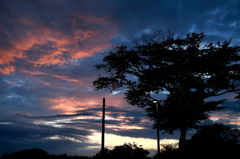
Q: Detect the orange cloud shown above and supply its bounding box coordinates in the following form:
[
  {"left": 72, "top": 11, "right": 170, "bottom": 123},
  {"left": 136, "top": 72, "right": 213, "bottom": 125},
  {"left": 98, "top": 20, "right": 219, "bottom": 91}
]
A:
[
  {"left": 43, "top": 95, "right": 127, "bottom": 114},
  {"left": 210, "top": 113, "right": 240, "bottom": 126},
  {"left": 106, "top": 124, "right": 145, "bottom": 130},
  {"left": 210, "top": 113, "right": 233, "bottom": 121},
  {"left": 228, "top": 121, "right": 240, "bottom": 125},
  {"left": 0, "top": 14, "right": 117, "bottom": 74},
  {"left": 0, "top": 24, "right": 50, "bottom": 67},
  {"left": 0, "top": 65, "right": 16, "bottom": 75},
  {"left": 19, "top": 69, "right": 87, "bottom": 86},
  {"left": 70, "top": 45, "right": 110, "bottom": 59},
  {"left": 44, "top": 97, "right": 101, "bottom": 114},
  {"left": 0, "top": 49, "right": 25, "bottom": 65}
]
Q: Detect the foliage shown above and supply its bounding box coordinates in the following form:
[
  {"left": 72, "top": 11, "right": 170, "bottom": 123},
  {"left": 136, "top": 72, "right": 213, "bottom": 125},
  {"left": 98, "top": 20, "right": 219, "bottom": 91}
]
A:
[
  {"left": 1, "top": 138, "right": 240, "bottom": 159},
  {"left": 0, "top": 149, "right": 90, "bottom": 159},
  {"left": 158, "top": 125, "right": 240, "bottom": 159},
  {"left": 183, "top": 124, "right": 240, "bottom": 159},
  {"left": 93, "top": 143, "right": 150, "bottom": 159},
  {"left": 189, "top": 123, "right": 240, "bottom": 145},
  {"left": 0, "top": 144, "right": 149, "bottom": 159},
  {"left": 93, "top": 32, "right": 240, "bottom": 148}
]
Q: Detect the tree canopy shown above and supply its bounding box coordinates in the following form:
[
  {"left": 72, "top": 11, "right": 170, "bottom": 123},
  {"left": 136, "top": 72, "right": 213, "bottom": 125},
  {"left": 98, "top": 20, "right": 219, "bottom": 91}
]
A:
[
  {"left": 94, "top": 143, "right": 150, "bottom": 159},
  {"left": 93, "top": 32, "right": 240, "bottom": 149},
  {"left": 190, "top": 124, "right": 240, "bottom": 145},
  {"left": 183, "top": 124, "right": 240, "bottom": 159}
]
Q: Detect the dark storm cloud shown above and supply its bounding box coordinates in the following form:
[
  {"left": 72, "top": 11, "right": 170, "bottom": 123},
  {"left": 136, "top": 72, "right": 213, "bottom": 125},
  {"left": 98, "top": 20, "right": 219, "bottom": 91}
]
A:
[
  {"left": 17, "top": 106, "right": 158, "bottom": 140},
  {"left": 0, "top": 139, "right": 97, "bottom": 156},
  {"left": 0, "top": 122, "right": 89, "bottom": 139},
  {"left": 25, "top": 106, "right": 147, "bottom": 129},
  {"left": 0, "top": 104, "right": 162, "bottom": 155},
  {"left": 0, "top": 121, "right": 93, "bottom": 155}
]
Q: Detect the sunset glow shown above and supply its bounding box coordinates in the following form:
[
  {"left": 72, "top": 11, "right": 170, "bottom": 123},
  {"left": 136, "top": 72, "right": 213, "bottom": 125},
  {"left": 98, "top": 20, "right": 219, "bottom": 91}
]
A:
[
  {"left": 88, "top": 132, "right": 179, "bottom": 150},
  {"left": 1, "top": 0, "right": 240, "bottom": 157},
  {"left": 45, "top": 97, "right": 100, "bottom": 114}
]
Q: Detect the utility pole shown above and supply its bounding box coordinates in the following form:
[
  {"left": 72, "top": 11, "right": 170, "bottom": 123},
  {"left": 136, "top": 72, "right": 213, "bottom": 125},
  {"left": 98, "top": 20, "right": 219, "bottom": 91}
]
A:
[
  {"left": 153, "top": 100, "right": 160, "bottom": 159},
  {"left": 101, "top": 98, "right": 105, "bottom": 153}
]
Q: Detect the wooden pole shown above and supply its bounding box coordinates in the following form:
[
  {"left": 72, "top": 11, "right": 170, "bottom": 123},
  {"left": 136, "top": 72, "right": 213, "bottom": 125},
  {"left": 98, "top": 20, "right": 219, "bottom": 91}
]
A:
[
  {"left": 156, "top": 102, "right": 160, "bottom": 159},
  {"left": 101, "top": 98, "right": 105, "bottom": 152}
]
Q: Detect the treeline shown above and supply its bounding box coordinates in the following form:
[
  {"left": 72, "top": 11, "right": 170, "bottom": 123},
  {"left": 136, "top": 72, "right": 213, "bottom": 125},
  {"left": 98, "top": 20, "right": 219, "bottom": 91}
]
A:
[
  {"left": 0, "top": 149, "right": 90, "bottom": 159},
  {"left": 1, "top": 143, "right": 239, "bottom": 159},
  {"left": 1, "top": 124, "right": 240, "bottom": 159}
]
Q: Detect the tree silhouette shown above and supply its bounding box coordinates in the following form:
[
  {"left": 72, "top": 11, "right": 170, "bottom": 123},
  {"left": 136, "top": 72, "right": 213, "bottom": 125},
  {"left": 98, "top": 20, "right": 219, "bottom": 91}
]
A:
[
  {"left": 184, "top": 124, "right": 240, "bottom": 158},
  {"left": 190, "top": 123, "right": 240, "bottom": 144},
  {"left": 93, "top": 143, "right": 150, "bottom": 159},
  {"left": 0, "top": 149, "right": 92, "bottom": 159},
  {"left": 93, "top": 32, "right": 240, "bottom": 149},
  {"left": 149, "top": 90, "right": 224, "bottom": 149}
]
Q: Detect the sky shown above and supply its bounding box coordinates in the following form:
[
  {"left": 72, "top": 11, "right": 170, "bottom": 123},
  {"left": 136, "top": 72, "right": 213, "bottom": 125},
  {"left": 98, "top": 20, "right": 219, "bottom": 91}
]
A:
[{"left": 0, "top": 0, "right": 240, "bottom": 156}]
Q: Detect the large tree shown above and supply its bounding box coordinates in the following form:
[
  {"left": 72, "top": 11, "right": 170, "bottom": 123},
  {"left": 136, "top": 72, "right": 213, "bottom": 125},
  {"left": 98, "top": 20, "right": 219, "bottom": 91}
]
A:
[{"left": 93, "top": 32, "right": 240, "bottom": 149}]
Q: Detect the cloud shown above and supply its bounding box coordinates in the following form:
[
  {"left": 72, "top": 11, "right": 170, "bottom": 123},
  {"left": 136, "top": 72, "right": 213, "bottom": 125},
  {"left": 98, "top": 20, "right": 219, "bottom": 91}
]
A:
[
  {"left": 210, "top": 111, "right": 240, "bottom": 127},
  {"left": 0, "top": 120, "right": 93, "bottom": 154},
  {"left": 19, "top": 70, "right": 87, "bottom": 86},
  {"left": 0, "top": 65, "right": 15, "bottom": 74},
  {"left": 0, "top": 105, "right": 160, "bottom": 155},
  {"left": 0, "top": 0, "right": 117, "bottom": 74},
  {"left": 1, "top": 0, "right": 240, "bottom": 156},
  {"left": 1, "top": 0, "right": 240, "bottom": 75}
]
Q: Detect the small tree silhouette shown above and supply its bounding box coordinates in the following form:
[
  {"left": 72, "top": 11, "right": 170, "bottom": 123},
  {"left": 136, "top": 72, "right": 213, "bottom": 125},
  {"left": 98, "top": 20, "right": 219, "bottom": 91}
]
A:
[
  {"left": 189, "top": 123, "right": 240, "bottom": 145},
  {"left": 185, "top": 123, "right": 240, "bottom": 158},
  {"left": 93, "top": 143, "right": 149, "bottom": 159}
]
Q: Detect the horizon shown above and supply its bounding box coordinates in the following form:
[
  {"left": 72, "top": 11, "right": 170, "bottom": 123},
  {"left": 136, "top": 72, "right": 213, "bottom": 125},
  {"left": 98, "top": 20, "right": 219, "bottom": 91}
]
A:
[{"left": 0, "top": 0, "right": 240, "bottom": 156}]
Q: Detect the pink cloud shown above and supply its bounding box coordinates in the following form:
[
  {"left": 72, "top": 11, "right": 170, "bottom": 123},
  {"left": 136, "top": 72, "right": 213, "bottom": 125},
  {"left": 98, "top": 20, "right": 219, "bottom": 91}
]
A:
[
  {"left": 0, "top": 14, "right": 117, "bottom": 74},
  {"left": 210, "top": 112, "right": 240, "bottom": 126},
  {"left": 19, "top": 69, "right": 88, "bottom": 86},
  {"left": 0, "top": 65, "right": 16, "bottom": 74},
  {"left": 42, "top": 95, "right": 128, "bottom": 114}
]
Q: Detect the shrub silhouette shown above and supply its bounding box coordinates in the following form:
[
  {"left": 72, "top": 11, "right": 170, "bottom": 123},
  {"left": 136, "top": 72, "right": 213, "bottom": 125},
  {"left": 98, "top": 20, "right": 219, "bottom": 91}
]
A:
[
  {"left": 93, "top": 143, "right": 150, "bottom": 159},
  {"left": 184, "top": 124, "right": 240, "bottom": 159},
  {"left": 0, "top": 149, "right": 49, "bottom": 159},
  {"left": 0, "top": 149, "right": 91, "bottom": 159}
]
